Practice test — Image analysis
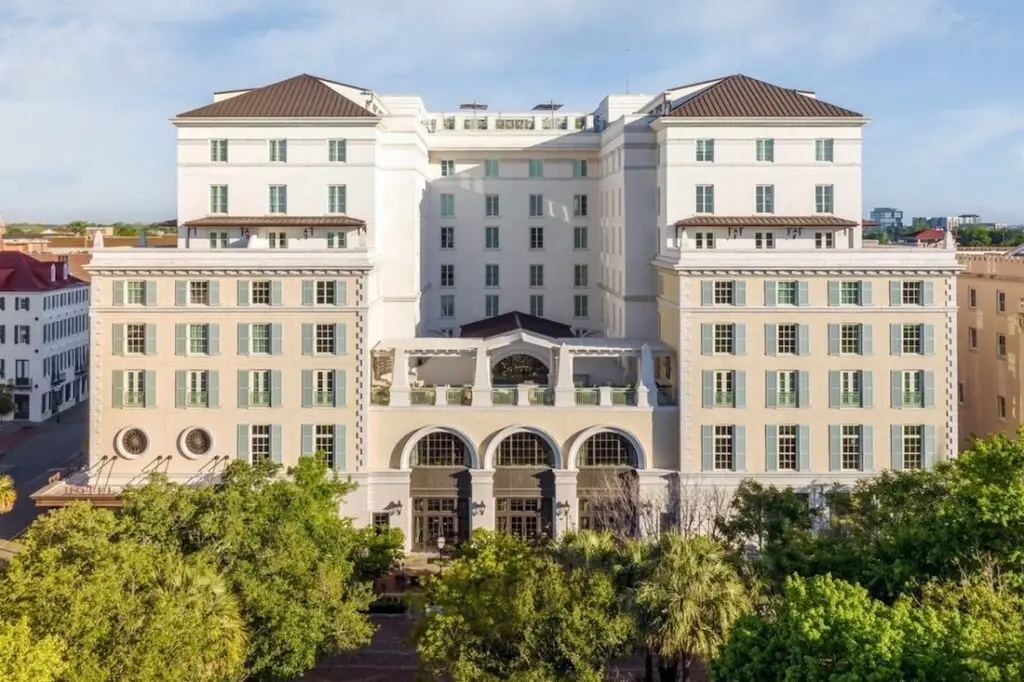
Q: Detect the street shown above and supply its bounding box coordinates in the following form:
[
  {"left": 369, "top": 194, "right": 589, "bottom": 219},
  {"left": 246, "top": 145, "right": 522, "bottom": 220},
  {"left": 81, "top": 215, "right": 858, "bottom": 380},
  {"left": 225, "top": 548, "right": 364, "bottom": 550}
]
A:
[{"left": 0, "top": 402, "right": 87, "bottom": 540}]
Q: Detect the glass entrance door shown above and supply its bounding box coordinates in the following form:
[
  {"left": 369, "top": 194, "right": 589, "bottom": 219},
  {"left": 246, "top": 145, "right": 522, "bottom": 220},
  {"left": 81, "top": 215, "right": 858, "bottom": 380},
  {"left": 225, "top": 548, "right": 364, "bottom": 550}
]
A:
[
  {"left": 495, "top": 498, "right": 552, "bottom": 541},
  {"left": 412, "top": 498, "right": 465, "bottom": 552}
]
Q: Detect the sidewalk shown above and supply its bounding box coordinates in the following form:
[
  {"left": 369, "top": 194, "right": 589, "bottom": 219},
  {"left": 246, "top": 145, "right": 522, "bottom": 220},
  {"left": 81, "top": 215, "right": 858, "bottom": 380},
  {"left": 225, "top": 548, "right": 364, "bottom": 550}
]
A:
[{"left": 0, "top": 402, "right": 87, "bottom": 454}]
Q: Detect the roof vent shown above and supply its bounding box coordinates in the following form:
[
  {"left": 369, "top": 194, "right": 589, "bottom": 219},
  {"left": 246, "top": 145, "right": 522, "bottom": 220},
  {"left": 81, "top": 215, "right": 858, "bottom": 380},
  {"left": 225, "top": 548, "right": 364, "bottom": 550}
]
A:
[
  {"left": 459, "top": 102, "right": 488, "bottom": 111},
  {"left": 532, "top": 102, "right": 563, "bottom": 111}
]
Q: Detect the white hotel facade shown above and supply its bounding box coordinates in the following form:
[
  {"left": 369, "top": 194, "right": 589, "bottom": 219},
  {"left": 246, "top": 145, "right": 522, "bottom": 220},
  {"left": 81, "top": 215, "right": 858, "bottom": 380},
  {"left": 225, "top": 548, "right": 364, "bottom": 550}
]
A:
[{"left": 36, "top": 73, "right": 961, "bottom": 551}]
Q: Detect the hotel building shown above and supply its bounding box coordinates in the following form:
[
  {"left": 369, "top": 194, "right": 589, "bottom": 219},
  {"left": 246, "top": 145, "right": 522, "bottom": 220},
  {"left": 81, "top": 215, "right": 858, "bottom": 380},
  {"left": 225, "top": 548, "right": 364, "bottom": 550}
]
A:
[{"left": 36, "top": 73, "right": 960, "bottom": 550}]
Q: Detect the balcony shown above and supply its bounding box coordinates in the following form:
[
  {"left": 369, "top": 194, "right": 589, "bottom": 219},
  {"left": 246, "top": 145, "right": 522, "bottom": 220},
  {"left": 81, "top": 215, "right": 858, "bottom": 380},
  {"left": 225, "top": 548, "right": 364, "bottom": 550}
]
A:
[
  {"left": 370, "top": 383, "right": 650, "bottom": 408},
  {"left": 249, "top": 390, "right": 271, "bottom": 407},
  {"left": 903, "top": 391, "right": 924, "bottom": 407},
  {"left": 777, "top": 391, "right": 798, "bottom": 407},
  {"left": 12, "top": 377, "right": 31, "bottom": 390},
  {"left": 124, "top": 391, "right": 145, "bottom": 407},
  {"left": 656, "top": 387, "right": 677, "bottom": 406},
  {"left": 713, "top": 391, "right": 734, "bottom": 407},
  {"left": 313, "top": 391, "right": 335, "bottom": 407},
  {"left": 50, "top": 372, "right": 66, "bottom": 386},
  {"left": 186, "top": 391, "right": 208, "bottom": 407},
  {"left": 75, "top": 363, "right": 88, "bottom": 376},
  {"left": 840, "top": 391, "right": 862, "bottom": 407}
]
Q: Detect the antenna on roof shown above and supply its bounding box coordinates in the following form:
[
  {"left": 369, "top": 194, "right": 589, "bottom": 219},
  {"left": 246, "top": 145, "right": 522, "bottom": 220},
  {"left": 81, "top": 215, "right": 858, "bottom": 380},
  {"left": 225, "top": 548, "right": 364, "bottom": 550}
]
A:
[
  {"left": 625, "top": 47, "right": 630, "bottom": 94},
  {"left": 459, "top": 101, "right": 488, "bottom": 111}
]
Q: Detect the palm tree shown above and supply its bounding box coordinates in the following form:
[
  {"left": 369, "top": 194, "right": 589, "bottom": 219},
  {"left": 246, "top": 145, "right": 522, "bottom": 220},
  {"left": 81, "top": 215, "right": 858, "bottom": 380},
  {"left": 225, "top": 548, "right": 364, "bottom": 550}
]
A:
[
  {"left": 635, "top": 534, "right": 750, "bottom": 681},
  {"left": 549, "top": 529, "right": 617, "bottom": 570},
  {"left": 0, "top": 474, "right": 15, "bottom": 514}
]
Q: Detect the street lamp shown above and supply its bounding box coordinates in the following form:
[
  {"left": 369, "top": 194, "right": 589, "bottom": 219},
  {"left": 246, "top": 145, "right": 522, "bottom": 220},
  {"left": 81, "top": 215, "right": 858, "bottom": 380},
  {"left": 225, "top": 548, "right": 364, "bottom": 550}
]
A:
[{"left": 436, "top": 535, "right": 446, "bottom": 574}]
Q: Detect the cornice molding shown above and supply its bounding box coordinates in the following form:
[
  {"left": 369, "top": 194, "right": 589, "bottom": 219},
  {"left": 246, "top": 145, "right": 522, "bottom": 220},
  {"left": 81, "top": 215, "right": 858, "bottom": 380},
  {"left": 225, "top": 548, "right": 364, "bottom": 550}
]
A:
[{"left": 87, "top": 267, "right": 373, "bottom": 276}]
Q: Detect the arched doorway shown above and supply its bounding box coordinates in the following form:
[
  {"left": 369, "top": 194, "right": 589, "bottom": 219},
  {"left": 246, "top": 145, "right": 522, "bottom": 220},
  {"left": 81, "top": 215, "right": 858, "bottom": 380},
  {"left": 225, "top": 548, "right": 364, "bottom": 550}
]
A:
[
  {"left": 493, "top": 431, "right": 557, "bottom": 541},
  {"left": 577, "top": 432, "right": 640, "bottom": 538},
  {"left": 492, "top": 354, "right": 549, "bottom": 386},
  {"left": 410, "top": 431, "right": 472, "bottom": 552}
]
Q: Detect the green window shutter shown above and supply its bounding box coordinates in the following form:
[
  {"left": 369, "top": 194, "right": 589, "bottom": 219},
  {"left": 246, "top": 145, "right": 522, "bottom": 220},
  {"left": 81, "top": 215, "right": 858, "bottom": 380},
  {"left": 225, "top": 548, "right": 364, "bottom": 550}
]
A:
[
  {"left": 798, "top": 371, "right": 810, "bottom": 408},
  {"left": 797, "top": 325, "right": 809, "bottom": 356},
  {"left": 923, "top": 371, "right": 935, "bottom": 407},
  {"left": 112, "top": 324, "right": 125, "bottom": 356},
  {"left": 764, "top": 324, "right": 777, "bottom": 356},
  {"left": 701, "top": 371, "right": 713, "bottom": 408},
  {"left": 271, "top": 370, "right": 282, "bottom": 408},
  {"left": 700, "top": 282, "right": 713, "bottom": 306},
  {"left": 237, "top": 280, "right": 250, "bottom": 306},
  {"left": 271, "top": 281, "right": 283, "bottom": 306},
  {"left": 861, "top": 282, "right": 872, "bottom": 306},
  {"left": 237, "top": 425, "right": 249, "bottom": 461},
  {"left": 209, "top": 282, "right": 220, "bottom": 306},
  {"left": 827, "top": 281, "right": 840, "bottom": 306},
  {"left": 113, "top": 280, "right": 125, "bottom": 306},
  {"left": 335, "top": 369, "right": 346, "bottom": 407},
  {"left": 700, "top": 324, "right": 712, "bottom": 355},
  {"left": 923, "top": 325, "right": 935, "bottom": 355},
  {"left": 862, "top": 426, "right": 874, "bottom": 471},
  {"left": 701, "top": 426, "right": 713, "bottom": 471},
  {"left": 827, "top": 324, "right": 840, "bottom": 355},
  {"left": 145, "top": 281, "right": 157, "bottom": 306},
  {"left": 301, "top": 424, "right": 314, "bottom": 458},
  {"left": 334, "top": 424, "right": 347, "bottom": 471},
  {"left": 923, "top": 281, "right": 935, "bottom": 306},
  {"left": 237, "top": 324, "right": 250, "bottom": 356},
  {"left": 208, "top": 371, "right": 219, "bottom": 408},
  {"left": 734, "top": 325, "right": 746, "bottom": 355},
  {"left": 765, "top": 371, "right": 777, "bottom": 408},
  {"left": 861, "top": 371, "right": 873, "bottom": 407},
  {"left": 862, "top": 324, "right": 873, "bottom": 355},
  {"left": 175, "top": 370, "right": 186, "bottom": 408},
  {"left": 891, "top": 370, "right": 903, "bottom": 408},
  {"left": 797, "top": 281, "right": 809, "bottom": 306},
  {"left": 889, "top": 281, "right": 901, "bottom": 306},
  {"left": 144, "top": 324, "right": 157, "bottom": 355},
  {"left": 891, "top": 425, "right": 903, "bottom": 470},
  {"left": 828, "top": 425, "right": 841, "bottom": 471},
  {"left": 271, "top": 323, "right": 283, "bottom": 355},
  {"left": 828, "top": 371, "right": 840, "bottom": 408},
  {"left": 338, "top": 280, "right": 348, "bottom": 306},
  {"left": 175, "top": 281, "right": 187, "bottom": 306},
  {"left": 302, "top": 324, "right": 314, "bottom": 355},
  {"left": 797, "top": 426, "right": 810, "bottom": 471},
  {"left": 763, "top": 281, "right": 777, "bottom": 307},
  {"left": 112, "top": 370, "right": 124, "bottom": 407},
  {"left": 923, "top": 426, "right": 937, "bottom": 469},
  {"left": 890, "top": 324, "right": 902, "bottom": 356},
  {"left": 270, "top": 425, "right": 283, "bottom": 464},
  {"left": 237, "top": 370, "right": 249, "bottom": 408},
  {"left": 734, "top": 281, "right": 746, "bottom": 306},
  {"left": 302, "top": 280, "right": 314, "bottom": 306},
  {"left": 174, "top": 324, "right": 186, "bottom": 356},
  {"left": 209, "top": 324, "right": 220, "bottom": 356},
  {"left": 144, "top": 370, "right": 156, "bottom": 408},
  {"left": 733, "top": 426, "right": 746, "bottom": 472},
  {"left": 301, "top": 371, "right": 313, "bottom": 407},
  {"left": 734, "top": 371, "right": 746, "bottom": 408},
  {"left": 765, "top": 425, "right": 778, "bottom": 472},
  {"left": 335, "top": 323, "right": 347, "bottom": 355}
]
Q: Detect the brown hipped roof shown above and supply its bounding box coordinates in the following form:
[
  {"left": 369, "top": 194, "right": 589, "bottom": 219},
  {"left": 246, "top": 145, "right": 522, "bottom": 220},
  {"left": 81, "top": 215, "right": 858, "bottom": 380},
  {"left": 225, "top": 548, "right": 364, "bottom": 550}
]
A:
[
  {"left": 668, "top": 75, "right": 862, "bottom": 118},
  {"left": 675, "top": 216, "right": 859, "bottom": 228},
  {"left": 460, "top": 311, "right": 574, "bottom": 339},
  {"left": 177, "top": 74, "right": 375, "bottom": 118},
  {"left": 182, "top": 216, "right": 365, "bottom": 228}
]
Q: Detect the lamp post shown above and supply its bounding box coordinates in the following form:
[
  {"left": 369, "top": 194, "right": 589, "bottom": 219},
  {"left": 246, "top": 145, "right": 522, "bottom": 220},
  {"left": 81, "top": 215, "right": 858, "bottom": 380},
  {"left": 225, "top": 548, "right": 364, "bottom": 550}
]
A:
[{"left": 436, "top": 535, "right": 446, "bottom": 575}]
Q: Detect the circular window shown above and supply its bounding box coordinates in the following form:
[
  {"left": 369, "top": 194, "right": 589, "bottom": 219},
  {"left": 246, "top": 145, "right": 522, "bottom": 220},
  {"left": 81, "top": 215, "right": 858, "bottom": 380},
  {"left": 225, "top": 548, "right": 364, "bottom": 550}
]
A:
[
  {"left": 116, "top": 427, "right": 149, "bottom": 459},
  {"left": 179, "top": 427, "right": 213, "bottom": 459}
]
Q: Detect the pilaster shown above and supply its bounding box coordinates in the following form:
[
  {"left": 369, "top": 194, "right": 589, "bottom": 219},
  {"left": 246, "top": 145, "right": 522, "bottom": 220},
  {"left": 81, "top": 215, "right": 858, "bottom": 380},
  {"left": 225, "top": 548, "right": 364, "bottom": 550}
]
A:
[
  {"left": 390, "top": 348, "right": 411, "bottom": 406},
  {"left": 553, "top": 469, "right": 579, "bottom": 536},
  {"left": 471, "top": 346, "right": 492, "bottom": 406},
  {"left": 470, "top": 469, "right": 496, "bottom": 533},
  {"left": 554, "top": 343, "right": 576, "bottom": 407}
]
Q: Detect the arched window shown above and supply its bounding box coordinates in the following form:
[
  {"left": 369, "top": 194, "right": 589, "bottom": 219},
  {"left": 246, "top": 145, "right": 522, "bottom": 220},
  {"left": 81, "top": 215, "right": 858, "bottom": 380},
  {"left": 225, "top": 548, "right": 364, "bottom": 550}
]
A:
[
  {"left": 492, "top": 354, "right": 549, "bottom": 385},
  {"left": 581, "top": 432, "right": 635, "bottom": 467},
  {"left": 496, "top": 432, "right": 554, "bottom": 467},
  {"left": 412, "top": 432, "right": 470, "bottom": 467}
]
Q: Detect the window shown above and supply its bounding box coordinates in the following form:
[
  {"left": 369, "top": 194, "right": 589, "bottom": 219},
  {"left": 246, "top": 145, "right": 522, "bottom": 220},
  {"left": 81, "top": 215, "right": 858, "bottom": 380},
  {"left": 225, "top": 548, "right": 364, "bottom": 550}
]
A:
[
  {"left": 573, "top": 195, "right": 588, "bottom": 217},
  {"left": 187, "top": 324, "right": 209, "bottom": 354},
  {"left": 840, "top": 324, "right": 862, "bottom": 354},
  {"left": 777, "top": 371, "right": 797, "bottom": 407},
  {"left": 251, "top": 281, "right": 271, "bottom": 305},
  {"left": 755, "top": 185, "right": 775, "bottom": 214},
  {"left": 815, "top": 138, "right": 835, "bottom": 162},
  {"left": 327, "top": 185, "right": 347, "bottom": 213},
  {"left": 529, "top": 194, "right": 544, "bottom": 217},
  {"left": 250, "top": 424, "right": 272, "bottom": 463},
  {"left": 968, "top": 288, "right": 977, "bottom": 307},
  {"left": 755, "top": 232, "right": 775, "bottom": 249},
  {"left": 902, "top": 281, "right": 923, "bottom": 305},
  {"left": 125, "top": 281, "right": 146, "bottom": 305},
  {"left": 124, "top": 370, "right": 146, "bottom": 407},
  {"left": 439, "top": 265, "right": 455, "bottom": 288},
  {"left": 840, "top": 370, "right": 861, "bottom": 407},
  {"left": 126, "top": 324, "right": 146, "bottom": 354},
  {"left": 902, "top": 425, "right": 923, "bottom": 470},
  {"left": 484, "top": 159, "right": 499, "bottom": 177},
  {"left": 312, "top": 323, "right": 335, "bottom": 354},
  {"left": 695, "top": 185, "right": 715, "bottom": 213},
  {"left": 440, "top": 295, "right": 455, "bottom": 318},
  {"left": 315, "top": 425, "right": 336, "bottom": 468},
  {"left": 777, "top": 324, "right": 798, "bottom": 354},
  {"left": 573, "top": 160, "right": 588, "bottom": 177},
  {"left": 189, "top": 281, "right": 209, "bottom": 305},
  {"left": 529, "top": 226, "right": 544, "bottom": 250},
  {"left": 14, "top": 296, "right": 29, "bottom": 311},
  {"left": 328, "top": 139, "right": 347, "bottom": 162},
  {"left": 998, "top": 291, "right": 1006, "bottom": 313},
  {"left": 269, "top": 185, "right": 287, "bottom": 213},
  {"left": 440, "top": 159, "right": 455, "bottom": 177},
  {"left": 485, "top": 264, "right": 500, "bottom": 287},
  {"left": 713, "top": 281, "right": 734, "bottom": 305},
  {"left": 574, "top": 226, "right": 588, "bottom": 250},
  {"left": 695, "top": 232, "right": 715, "bottom": 249},
  {"left": 315, "top": 281, "right": 336, "bottom": 305},
  {"left": 249, "top": 323, "right": 271, "bottom": 354},
  {"left": 269, "top": 139, "right": 287, "bottom": 162},
  {"left": 209, "top": 232, "right": 229, "bottom": 248},
  {"left": 815, "top": 185, "right": 834, "bottom": 213},
  {"left": 485, "top": 226, "right": 500, "bottom": 249},
  {"left": 310, "top": 369, "right": 335, "bottom": 407},
  {"left": 529, "top": 264, "right": 544, "bottom": 287},
  {"left": 998, "top": 333, "right": 1007, "bottom": 358},
  {"left": 186, "top": 370, "right": 208, "bottom": 406},
  {"left": 209, "top": 185, "right": 228, "bottom": 213},
  {"left": 249, "top": 371, "right": 271, "bottom": 407},
  {"left": 968, "top": 327, "right": 977, "bottom": 349},
  {"left": 440, "top": 194, "right": 455, "bottom": 216},
  {"left": 485, "top": 194, "right": 500, "bottom": 217},
  {"left": 902, "top": 324, "right": 923, "bottom": 354},
  {"left": 776, "top": 281, "right": 797, "bottom": 305},
  {"left": 485, "top": 295, "right": 500, "bottom": 317},
  {"left": 574, "top": 265, "right": 589, "bottom": 288},
  {"left": 841, "top": 425, "right": 861, "bottom": 470},
  {"left": 713, "top": 371, "right": 734, "bottom": 407},
  {"left": 840, "top": 282, "right": 862, "bottom": 305},
  {"left": 777, "top": 425, "right": 797, "bottom": 470},
  {"left": 210, "top": 139, "right": 228, "bottom": 162},
  {"left": 958, "top": 382, "right": 964, "bottom": 404},
  {"left": 573, "top": 294, "right": 589, "bottom": 318},
  {"left": 268, "top": 232, "right": 287, "bottom": 249},
  {"left": 755, "top": 138, "right": 774, "bottom": 162},
  {"left": 529, "top": 159, "right": 543, "bottom": 177},
  {"left": 713, "top": 426, "right": 733, "bottom": 470},
  {"left": 902, "top": 370, "right": 924, "bottom": 407},
  {"left": 998, "top": 396, "right": 1007, "bottom": 419},
  {"left": 713, "top": 324, "right": 734, "bottom": 354},
  {"left": 815, "top": 232, "right": 835, "bottom": 249},
  {"left": 440, "top": 226, "right": 455, "bottom": 249},
  {"left": 696, "top": 139, "right": 715, "bottom": 162},
  {"left": 530, "top": 294, "right": 544, "bottom": 317}
]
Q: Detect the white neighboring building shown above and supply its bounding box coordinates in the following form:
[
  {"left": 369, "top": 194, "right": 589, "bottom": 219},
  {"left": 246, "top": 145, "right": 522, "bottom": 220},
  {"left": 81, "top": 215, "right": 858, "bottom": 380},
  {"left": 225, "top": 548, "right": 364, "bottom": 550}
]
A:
[{"left": 0, "top": 252, "right": 90, "bottom": 422}]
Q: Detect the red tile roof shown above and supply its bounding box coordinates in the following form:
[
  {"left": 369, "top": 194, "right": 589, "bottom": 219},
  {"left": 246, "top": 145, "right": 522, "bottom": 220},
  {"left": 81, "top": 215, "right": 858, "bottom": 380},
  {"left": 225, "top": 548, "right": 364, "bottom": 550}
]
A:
[
  {"left": 0, "top": 251, "right": 85, "bottom": 292},
  {"left": 675, "top": 216, "right": 858, "bottom": 228},
  {"left": 913, "top": 229, "right": 946, "bottom": 242},
  {"left": 177, "top": 74, "right": 376, "bottom": 119},
  {"left": 667, "top": 75, "right": 862, "bottom": 118},
  {"left": 182, "top": 215, "right": 365, "bottom": 228}
]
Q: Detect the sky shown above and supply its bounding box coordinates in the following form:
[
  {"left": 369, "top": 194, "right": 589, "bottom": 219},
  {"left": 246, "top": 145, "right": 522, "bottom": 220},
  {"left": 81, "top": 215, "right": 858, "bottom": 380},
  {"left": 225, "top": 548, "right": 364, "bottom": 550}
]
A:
[{"left": 1, "top": 0, "right": 1023, "bottom": 225}]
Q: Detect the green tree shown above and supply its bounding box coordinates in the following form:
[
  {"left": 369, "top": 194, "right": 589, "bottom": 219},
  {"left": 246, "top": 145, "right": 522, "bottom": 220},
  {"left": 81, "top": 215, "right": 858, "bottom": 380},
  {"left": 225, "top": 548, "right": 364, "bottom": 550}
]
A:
[
  {"left": 415, "top": 530, "right": 632, "bottom": 681},
  {"left": 0, "top": 617, "right": 66, "bottom": 682},
  {"left": 66, "top": 220, "right": 90, "bottom": 236},
  {"left": 957, "top": 225, "right": 991, "bottom": 246},
  {"left": 0, "top": 473, "right": 14, "bottom": 513},
  {"left": 635, "top": 534, "right": 750, "bottom": 681},
  {"left": 0, "top": 391, "right": 14, "bottom": 422}
]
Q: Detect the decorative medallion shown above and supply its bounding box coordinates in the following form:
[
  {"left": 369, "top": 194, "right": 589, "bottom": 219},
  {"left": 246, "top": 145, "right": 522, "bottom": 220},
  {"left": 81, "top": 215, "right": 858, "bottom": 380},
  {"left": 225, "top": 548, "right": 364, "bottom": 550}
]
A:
[
  {"left": 183, "top": 428, "right": 212, "bottom": 456},
  {"left": 118, "top": 428, "right": 149, "bottom": 458}
]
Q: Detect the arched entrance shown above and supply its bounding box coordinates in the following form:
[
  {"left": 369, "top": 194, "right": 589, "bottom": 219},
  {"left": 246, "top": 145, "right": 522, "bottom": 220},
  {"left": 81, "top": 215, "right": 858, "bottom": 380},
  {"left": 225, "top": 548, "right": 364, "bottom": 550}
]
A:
[
  {"left": 409, "top": 431, "right": 472, "bottom": 552},
  {"left": 492, "top": 353, "right": 549, "bottom": 386},
  {"left": 577, "top": 431, "right": 641, "bottom": 538},
  {"left": 493, "top": 430, "right": 557, "bottom": 541}
]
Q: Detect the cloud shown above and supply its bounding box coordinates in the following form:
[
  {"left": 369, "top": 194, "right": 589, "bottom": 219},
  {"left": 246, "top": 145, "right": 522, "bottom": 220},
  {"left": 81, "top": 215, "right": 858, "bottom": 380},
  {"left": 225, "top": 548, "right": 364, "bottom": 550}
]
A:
[{"left": 0, "top": 0, "right": 964, "bottom": 222}]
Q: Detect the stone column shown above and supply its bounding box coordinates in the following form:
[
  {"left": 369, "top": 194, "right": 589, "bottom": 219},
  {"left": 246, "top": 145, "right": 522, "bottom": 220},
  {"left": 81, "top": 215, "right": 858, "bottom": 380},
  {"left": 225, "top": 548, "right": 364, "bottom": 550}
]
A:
[
  {"left": 390, "top": 348, "right": 411, "bottom": 406},
  {"left": 637, "top": 343, "right": 656, "bottom": 407},
  {"left": 470, "top": 469, "right": 496, "bottom": 533},
  {"left": 554, "top": 343, "right": 576, "bottom": 407},
  {"left": 471, "top": 347, "right": 492, "bottom": 406},
  {"left": 552, "top": 470, "right": 579, "bottom": 536}
]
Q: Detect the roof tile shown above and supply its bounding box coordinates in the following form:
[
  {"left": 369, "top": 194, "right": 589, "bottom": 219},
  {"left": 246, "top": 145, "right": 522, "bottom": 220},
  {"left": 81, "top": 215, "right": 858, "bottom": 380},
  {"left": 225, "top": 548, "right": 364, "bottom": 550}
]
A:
[
  {"left": 460, "top": 311, "right": 574, "bottom": 339},
  {"left": 668, "top": 75, "right": 861, "bottom": 118},
  {"left": 182, "top": 216, "right": 365, "bottom": 228},
  {"left": 177, "top": 74, "right": 375, "bottom": 119},
  {"left": 0, "top": 251, "right": 85, "bottom": 292},
  {"left": 675, "top": 216, "right": 858, "bottom": 228}
]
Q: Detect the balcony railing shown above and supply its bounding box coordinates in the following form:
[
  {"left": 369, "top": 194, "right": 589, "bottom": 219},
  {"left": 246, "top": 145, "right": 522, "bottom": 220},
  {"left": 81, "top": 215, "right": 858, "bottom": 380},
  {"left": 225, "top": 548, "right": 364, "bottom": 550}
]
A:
[
  {"left": 124, "top": 391, "right": 145, "bottom": 407},
  {"left": 50, "top": 372, "right": 66, "bottom": 386},
  {"left": 186, "top": 391, "right": 207, "bottom": 407},
  {"left": 13, "top": 377, "right": 30, "bottom": 388},
  {"left": 528, "top": 387, "right": 554, "bottom": 406},
  {"left": 777, "top": 391, "right": 798, "bottom": 407},
  {"left": 657, "top": 387, "right": 677, "bottom": 406},
  {"left": 313, "top": 391, "right": 335, "bottom": 406},
  {"left": 446, "top": 387, "right": 472, "bottom": 406},
  {"left": 610, "top": 388, "right": 638, "bottom": 406},
  {"left": 410, "top": 387, "right": 436, "bottom": 405},
  {"left": 713, "top": 391, "right": 734, "bottom": 407},
  {"left": 371, "top": 387, "right": 390, "bottom": 405},
  {"left": 368, "top": 384, "right": 680, "bottom": 408},
  {"left": 249, "top": 390, "right": 271, "bottom": 407},
  {"left": 840, "top": 391, "right": 862, "bottom": 407},
  {"left": 903, "top": 391, "right": 924, "bottom": 407},
  {"left": 575, "top": 388, "right": 599, "bottom": 406},
  {"left": 75, "top": 363, "right": 88, "bottom": 376},
  {"left": 492, "top": 388, "right": 517, "bottom": 405}
]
